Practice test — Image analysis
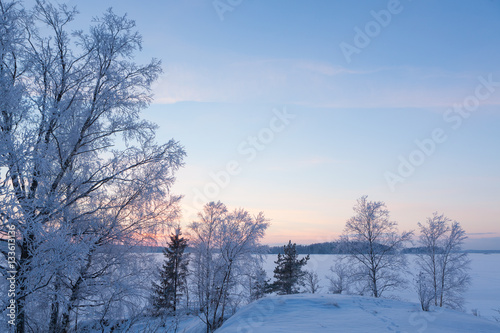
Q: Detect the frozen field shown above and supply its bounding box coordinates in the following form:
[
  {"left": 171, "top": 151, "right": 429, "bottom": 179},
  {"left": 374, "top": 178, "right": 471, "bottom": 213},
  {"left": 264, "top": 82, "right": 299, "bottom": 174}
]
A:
[{"left": 262, "top": 253, "right": 500, "bottom": 321}]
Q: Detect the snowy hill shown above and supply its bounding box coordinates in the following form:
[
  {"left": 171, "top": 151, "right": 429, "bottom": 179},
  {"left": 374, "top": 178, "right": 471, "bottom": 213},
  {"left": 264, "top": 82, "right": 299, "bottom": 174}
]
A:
[{"left": 216, "top": 294, "right": 500, "bottom": 333}]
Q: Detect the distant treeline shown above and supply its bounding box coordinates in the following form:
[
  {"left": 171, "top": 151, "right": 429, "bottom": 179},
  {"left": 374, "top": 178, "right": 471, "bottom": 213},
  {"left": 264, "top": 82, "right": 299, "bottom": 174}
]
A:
[
  {"left": 138, "top": 243, "right": 500, "bottom": 255},
  {"left": 265, "top": 242, "right": 500, "bottom": 255},
  {"left": 266, "top": 242, "right": 343, "bottom": 254},
  {"left": 266, "top": 242, "right": 402, "bottom": 255},
  {"left": 266, "top": 242, "right": 396, "bottom": 255}
]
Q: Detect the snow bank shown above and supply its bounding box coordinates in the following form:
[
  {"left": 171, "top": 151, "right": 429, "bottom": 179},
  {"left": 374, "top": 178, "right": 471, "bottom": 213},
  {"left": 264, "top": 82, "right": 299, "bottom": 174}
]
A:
[{"left": 216, "top": 294, "right": 500, "bottom": 333}]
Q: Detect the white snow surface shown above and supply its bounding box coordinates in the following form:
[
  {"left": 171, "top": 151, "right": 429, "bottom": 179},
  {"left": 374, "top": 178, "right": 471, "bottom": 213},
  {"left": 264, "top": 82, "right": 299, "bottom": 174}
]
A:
[
  {"left": 216, "top": 294, "right": 500, "bottom": 333},
  {"left": 261, "top": 253, "right": 500, "bottom": 320}
]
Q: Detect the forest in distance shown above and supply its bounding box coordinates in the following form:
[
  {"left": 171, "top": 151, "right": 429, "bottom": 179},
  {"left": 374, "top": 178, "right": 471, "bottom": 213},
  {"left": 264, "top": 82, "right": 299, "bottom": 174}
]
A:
[{"left": 138, "top": 242, "right": 500, "bottom": 255}]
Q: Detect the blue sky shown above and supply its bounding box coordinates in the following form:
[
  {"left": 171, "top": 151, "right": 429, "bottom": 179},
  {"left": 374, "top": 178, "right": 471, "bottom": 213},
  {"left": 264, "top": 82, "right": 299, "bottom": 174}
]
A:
[{"left": 68, "top": 0, "right": 500, "bottom": 248}]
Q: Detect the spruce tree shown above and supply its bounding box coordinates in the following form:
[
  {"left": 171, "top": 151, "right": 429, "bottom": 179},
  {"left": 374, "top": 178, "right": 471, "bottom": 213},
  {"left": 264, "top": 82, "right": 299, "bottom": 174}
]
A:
[
  {"left": 152, "top": 228, "right": 189, "bottom": 316},
  {"left": 268, "top": 240, "right": 310, "bottom": 295}
]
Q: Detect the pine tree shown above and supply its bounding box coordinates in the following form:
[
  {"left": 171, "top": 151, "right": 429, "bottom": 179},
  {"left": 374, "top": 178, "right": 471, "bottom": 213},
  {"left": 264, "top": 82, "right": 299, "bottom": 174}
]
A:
[
  {"left": 268, "top": 241, "right": 310, "bottom": 295},
  {"left": 152, "top": 228, "right": 190, "bottom": 316}
]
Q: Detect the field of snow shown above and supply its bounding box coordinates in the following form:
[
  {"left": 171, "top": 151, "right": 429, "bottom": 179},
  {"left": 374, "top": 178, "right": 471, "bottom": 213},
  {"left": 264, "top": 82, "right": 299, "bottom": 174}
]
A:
[
  {"left": 216, "top": 294, "right": 500, "bottom": 333},
  {"left": 145, "top": 253, "right": 500, "bottom": 332},
  {"left": 262, "top": 253, "right": 500, "bottom": 321},
  {"left": 150, "top": 252, "right": 500, "bottom": 321},
  {"left": 147, "top": 252, "right": 500, "bottom": 331}
]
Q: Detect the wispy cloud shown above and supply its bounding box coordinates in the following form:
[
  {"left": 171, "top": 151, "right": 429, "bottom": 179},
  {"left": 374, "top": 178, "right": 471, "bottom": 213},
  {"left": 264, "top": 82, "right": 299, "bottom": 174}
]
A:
[
  {"left": 152, "top": 59, "right": 500, "bottom": 108},
  {"left": 467, "top": 232, "right": 499, "bottom": 236}
]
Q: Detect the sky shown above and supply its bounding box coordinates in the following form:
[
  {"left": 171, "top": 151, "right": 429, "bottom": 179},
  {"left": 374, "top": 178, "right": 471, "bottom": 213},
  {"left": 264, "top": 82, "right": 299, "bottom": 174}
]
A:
[{"left": 63, "top": 0, "right": 500, "bottom": 249}]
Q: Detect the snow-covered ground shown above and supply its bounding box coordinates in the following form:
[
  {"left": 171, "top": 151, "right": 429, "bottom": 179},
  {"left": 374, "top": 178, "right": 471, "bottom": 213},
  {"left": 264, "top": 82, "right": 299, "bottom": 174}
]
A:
[
  {"left": 262, "top": 253, "right": 500, "bottom": 321},
  {"left": 216, "top": 294, "right": 500, "bottom": 333},
  {"left": 150, "top": 252, "right": 500, "bottom": 321},
  {"left": 145, "top": 253, "right": 500, "bottom": 332}
]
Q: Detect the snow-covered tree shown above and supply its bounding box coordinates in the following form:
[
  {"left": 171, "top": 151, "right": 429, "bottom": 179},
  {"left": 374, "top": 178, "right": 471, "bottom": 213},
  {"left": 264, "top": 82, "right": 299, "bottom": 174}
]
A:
[
  {"left": 248, "top": 266, "right": 269, "bottom": 302},
  {"left": 327, "top": 258, "right": 354, "bottom": 294},
  {"left": 415, "top": 271, "right": 433, "bottom": 311},
  {"left": 416, "top": 213, "right": 470, "bottom": 310},
  {"left": 304, "top": 270, "right": 321, "bottom": 294},
  {"left": 151, "top": 228, "right": 189, "bottom": 316},
  {"left": 189, "top": 201, "right": 269, "bottom": 333},
  {"left": 0, "top": 1, "right": 184, "bottom": 331},
  {"left": 268, "top": 241, "right": 310, "bottom": 295},
  {"left": 340, "top": 196, "right": 413, "bottom": 298}
]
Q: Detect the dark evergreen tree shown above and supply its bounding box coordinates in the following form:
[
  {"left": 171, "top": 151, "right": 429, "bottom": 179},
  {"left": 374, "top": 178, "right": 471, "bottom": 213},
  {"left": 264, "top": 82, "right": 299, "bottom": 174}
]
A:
[
  {"left": 151, "top": 228, "right": 189, "bottom": 316},
  {"left": 268, "top": 241, "right": 310, "bottom": 295}
]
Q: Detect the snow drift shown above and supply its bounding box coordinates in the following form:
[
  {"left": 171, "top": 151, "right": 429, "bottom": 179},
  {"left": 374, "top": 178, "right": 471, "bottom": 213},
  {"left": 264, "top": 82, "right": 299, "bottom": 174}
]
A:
[{"left": 216, "top": 294, "right": 500, "bottom": 333}]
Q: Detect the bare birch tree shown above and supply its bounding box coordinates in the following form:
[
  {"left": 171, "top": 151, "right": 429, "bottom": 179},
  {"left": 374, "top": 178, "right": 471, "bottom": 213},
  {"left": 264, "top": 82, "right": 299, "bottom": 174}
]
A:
[
  {"left": 327, "top": 258, "right": 354, "bottom": 294},
  {"left": 189, "top": 201, "right": 269, "bottom": 333},
  {"left": 416, "top": 213, "right": 470, "bottom": 310},
  {"left": 340, "top": 196, "right": 413, "bottom": 298},
  {"left": 304, "top": 270, "right": 321, "bottom": 294}
]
